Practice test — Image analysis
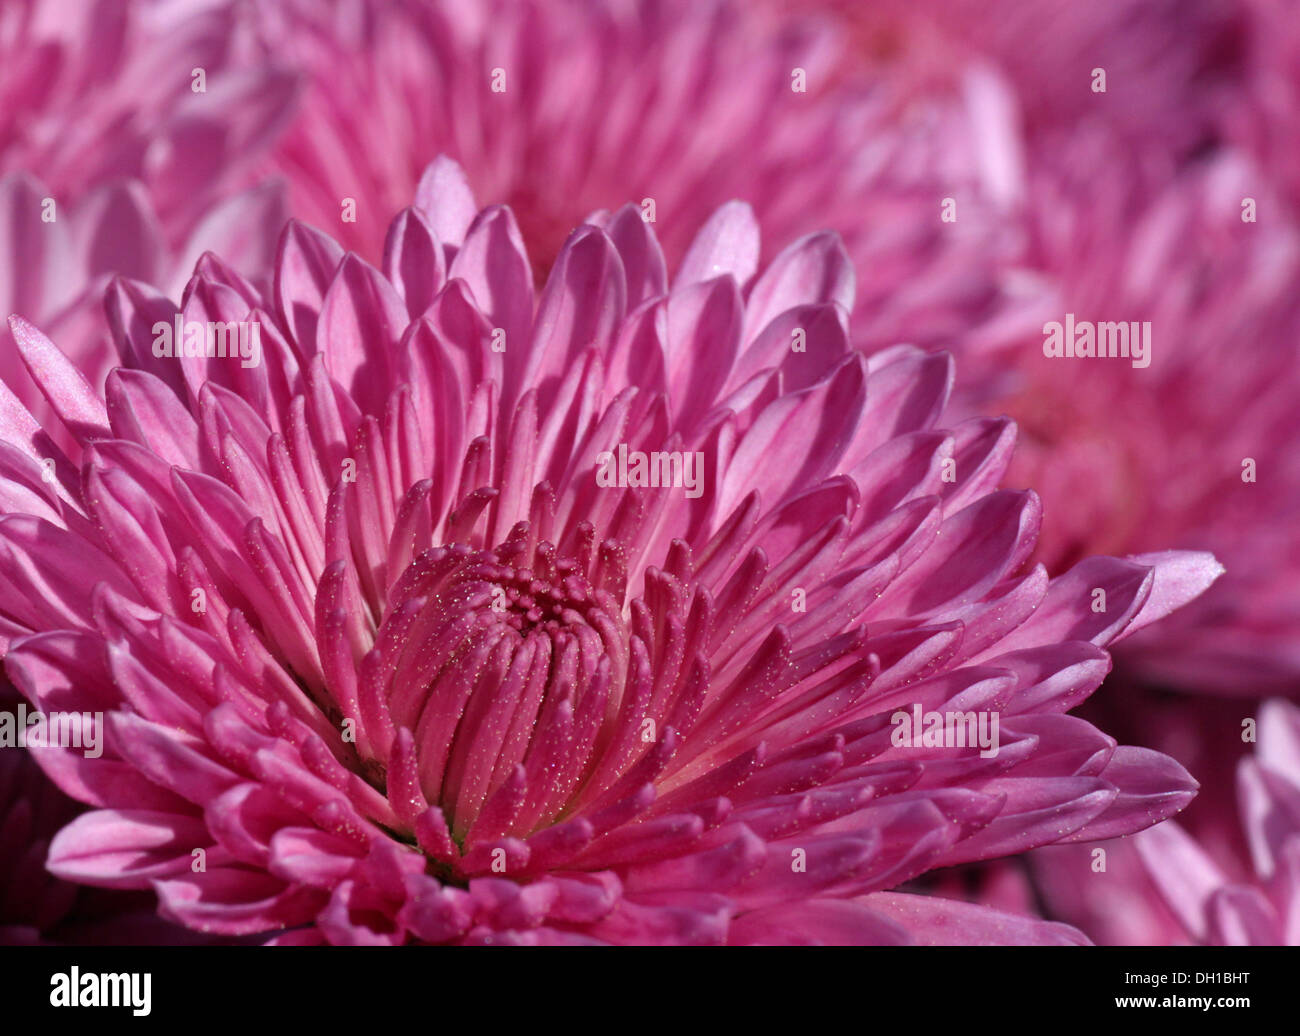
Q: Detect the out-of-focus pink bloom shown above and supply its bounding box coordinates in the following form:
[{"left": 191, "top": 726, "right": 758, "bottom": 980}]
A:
[
  {"left": 1124, "top": 699, "right": 1300, "bottom": 944},
  {"left": 0, "top": 161, "right": 1216, "bottom": 944},
  {"left": 1219, "top": 0, "right": 1300, "bottom": 214},
  {"left": 255, "top": 0, "right": 1042, "bottom": 358},
  {"left": 804, "top": 0, "right": 1239, "bottom": 178},
  {"left": 0, "top": 0, "right": 297, "bottom": 431},
  {"left": 993, "top": 151, "right": 1300, "bottom": 693}
]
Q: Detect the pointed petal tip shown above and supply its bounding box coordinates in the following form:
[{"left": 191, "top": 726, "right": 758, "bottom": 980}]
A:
[{"left": 1113, "top": 549, "right": 1226, "bottom": 643}]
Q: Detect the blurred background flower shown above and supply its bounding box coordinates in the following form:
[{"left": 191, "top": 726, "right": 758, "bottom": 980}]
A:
[
  {"left": 250, "top": 0, "right": 1043, "bottom": 358},
  {"left": 0, "top": 0, "right": 295, "bottom": 444}
]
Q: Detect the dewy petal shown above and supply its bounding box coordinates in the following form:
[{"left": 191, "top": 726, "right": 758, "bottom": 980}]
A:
[
  {"left": 449, "top": 205, "right": 534, "bottom": 347},
  {"left": 316, "top": 253, "right": 408, "bottom": 413},
  {"left": 47, "top": 810, "right": 208, "bottom": 889},
  {"left": 384, "top": 207, "right": 447, "bottom": 319},
  {"left": 718, "top": 354, "right": 866, "bottom": 517},
  {"left": 152, "top": 868, "right": 325, "bottom": 936},
  {"left": 603, "top": 205, "right": 668, "bottom": 309},
  {"left": 274, "top": 219, "right": 345, "bottom": 356},
  {"left": 663, "top": 276, "right": 742, "bottom": 426},
  {"left": 743, "top": 231, "right": 855, "bottom": 343},
  {"left": 1060, "top": 746, "right": 1198, "bottom": 841},
  {"left": 521, "top": 225, "right": 626, "bottom": 406}
]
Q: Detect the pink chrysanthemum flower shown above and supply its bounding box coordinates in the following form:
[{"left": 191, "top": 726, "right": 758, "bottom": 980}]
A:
[
  {"left": 253, "top": 0, "right": 1038, "bottom": 358},
  {"left": 3, "top": 164, "right": 1217, "bottom": 945},
  {"left": 1, "top": 0, "right": 296, "bottom": 425}
]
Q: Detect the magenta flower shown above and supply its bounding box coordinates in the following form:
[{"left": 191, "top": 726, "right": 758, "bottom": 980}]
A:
[{"left": 1, "top": 163, "right": 1217, "bottom": 944}]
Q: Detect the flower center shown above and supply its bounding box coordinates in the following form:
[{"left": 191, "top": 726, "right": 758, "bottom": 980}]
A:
[
  {"left": 476, "top": 553, "right": 597, "bottom": 637},
  {"left": 360, "top": 526, "right": 633, "bottom": 852}
]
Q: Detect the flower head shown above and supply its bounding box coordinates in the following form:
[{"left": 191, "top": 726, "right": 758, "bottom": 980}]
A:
[{"left": 0, "top": 163, "right": 1218, "bottom": 944}]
